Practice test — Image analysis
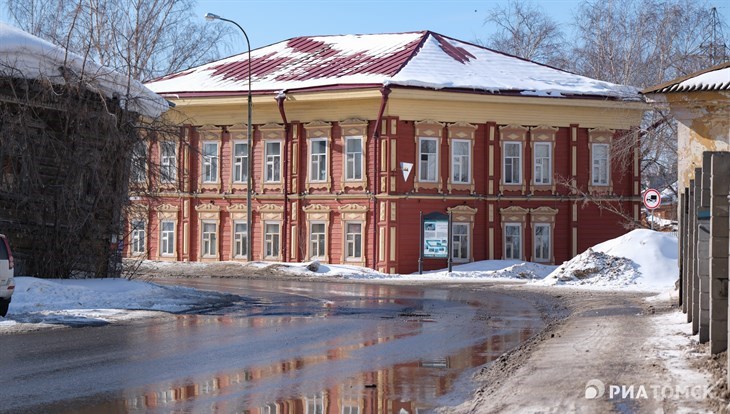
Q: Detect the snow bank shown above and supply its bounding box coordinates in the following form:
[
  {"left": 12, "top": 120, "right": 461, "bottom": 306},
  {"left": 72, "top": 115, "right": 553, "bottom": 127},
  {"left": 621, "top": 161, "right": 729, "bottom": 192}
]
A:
[
  {"left": 538, "top": 229, "right": 678, "bottom": 291},
  {"left": 0, "top": 277, "right": 242, "bottom": 332}
]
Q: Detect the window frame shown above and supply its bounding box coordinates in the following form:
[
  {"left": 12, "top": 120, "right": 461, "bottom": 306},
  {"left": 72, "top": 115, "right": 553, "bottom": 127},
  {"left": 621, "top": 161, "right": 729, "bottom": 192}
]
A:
[
  {"left": 309, "top": 221, "right": 327, "bottom": 260},
  {"left": 503, "top": 141, "right": 522, "bottom": 185},
  {"left": 130, "top": 219, "right": 146, "bottom": 255},
  {"left": 309, "top": 138, "right": 328, "bottom": 183},
  {"left": 533, "top": 223, "right": 551, "bottom": 263},
  {"left": 344, "top": 136, "right": 363, "bottom": 181},
  {"left": 264, "top": 141, "right": 282, "bottom": 183},
  {"left": 232, "top": 220, "right": 248, "bottom": 259},
  {"left": 130, "top": 142, "right": 147, "bottom": 184},
  {"left": 418, "top": 137, "right": 439, "bottom": 183},
  {"left": 451, "top": 222, "right": 470, "bottom": 262},
  {"left": 201, "top": 220, "right": 218, "bottom": 258},
  {"left": 344, "top": 221, "right": 363, "bottom": 261},
  {"left": 591, "top": 143, "right": 610, "bottom": 186},
  {"left": 232, "top": 141, "right": 249, "bottom": 184},
  {"left": 160, "top": 141, "right": 177, "bottom": 184},
  {"left": 264, "top": 221, "right": 281, "bottom": 259},
  {"left": 202, "top": 141, "right": 219, "bottom": 184},
  {"left": 533, "top": 142, "right": 552, "bottom": 185},
  {"left": 160, "top": 220, "right": 175, "bottom": 256},
  {"left": 504, "top": 223, "right": 522, "bottom": 260},
  {"left": 451, "top": 139, "right": 471, "bottom": 184}
]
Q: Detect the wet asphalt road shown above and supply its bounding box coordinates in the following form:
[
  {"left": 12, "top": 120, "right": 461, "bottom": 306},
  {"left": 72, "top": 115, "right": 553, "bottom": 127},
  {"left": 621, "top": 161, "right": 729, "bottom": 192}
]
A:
[{"left": 0, "top": 278, "right": 543, "bottom": 413}]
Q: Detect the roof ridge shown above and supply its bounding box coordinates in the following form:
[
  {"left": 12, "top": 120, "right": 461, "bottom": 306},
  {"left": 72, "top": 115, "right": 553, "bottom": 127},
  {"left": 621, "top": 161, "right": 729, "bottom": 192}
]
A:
[
  {"left": 643, "top": 61, "right": 730, "bottom": 94},
  {"left": 388, "top": 31, "right": 431, "bottom": 78}
]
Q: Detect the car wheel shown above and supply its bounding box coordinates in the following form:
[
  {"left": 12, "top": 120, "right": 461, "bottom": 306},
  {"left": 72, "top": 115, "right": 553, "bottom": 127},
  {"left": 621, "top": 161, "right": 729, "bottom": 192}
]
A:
[{"left": 0, "top": 298, "right": 9, "bottom": 317}]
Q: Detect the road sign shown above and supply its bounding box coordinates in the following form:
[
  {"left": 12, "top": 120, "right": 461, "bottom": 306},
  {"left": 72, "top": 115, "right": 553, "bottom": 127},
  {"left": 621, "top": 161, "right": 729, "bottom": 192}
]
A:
[{"left": 643, "top": 189, "right": 661, "bottom": 210}]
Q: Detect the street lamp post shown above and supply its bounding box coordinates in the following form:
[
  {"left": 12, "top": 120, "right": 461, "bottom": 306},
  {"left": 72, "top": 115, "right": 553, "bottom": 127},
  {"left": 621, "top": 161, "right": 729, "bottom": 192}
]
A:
[{"left": 205, "top": 13, "right": 253, "bottom": 261}]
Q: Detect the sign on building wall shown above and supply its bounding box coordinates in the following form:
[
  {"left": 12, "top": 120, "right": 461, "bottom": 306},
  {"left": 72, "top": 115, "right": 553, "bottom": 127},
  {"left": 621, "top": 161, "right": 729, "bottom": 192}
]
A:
[{"left": 423, "top": 213, "right": 448, "bottom": 258}]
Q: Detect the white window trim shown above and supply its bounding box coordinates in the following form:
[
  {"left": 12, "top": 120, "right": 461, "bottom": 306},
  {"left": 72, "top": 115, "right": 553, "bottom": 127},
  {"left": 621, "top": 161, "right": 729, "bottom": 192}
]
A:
[
  {"left": 591, "top": 143, "right": 610, "bottom": 186},
  {"left": 232, "top": 220, "right": 248, "bottom": 259},
  {"left": 202, "top": 141, "right": 219, "bottom": 184},
  {"left": 160, "top": 141, "right": 177, "bottom": 184},
  {"left": 309, "top": 221, "right": 327, "bottom": 260},
  {"left": 418, "top": 137, "right": 439, "bottom": 183},
  {"left": 503, "top": 141, "right": 522, "bottom": 185},
  {"left": 130, "top": 142, "right": 147, "bottom": 184},
  {"left": 264, "top": 221, "right": 282, "bottom": 259},
  {"left": 504, "top": 223, "right": 522, "bottom": 260},
  {"left": 451, "top": 222, "right": 470, "bottom": 262},
  {"left": 344, "top": 136, "right": 363, "bottom": 182},
  {"left": 264, "top": 141, "right": 283, "bottom": 184},
  {"left": 309, "top": 138, "right": 328, "bottom": 183},
  {"left": 344, "top": 221, "right": 363, "bottom": 261},
  {"left": 232, "top": 140, "right": 248, "bottom": 184},
  {"left": 160, "top": 220, "right": 175, "bottom": 257},
  {"left": 451, "top": 139, "right": 471, "bottom": 184},
  {"left": 131, "top": 220, "right": 146, "bottom": 255},
  {"left": 533, "top": 142, "right": 552, "bottom": 185},
  {"left": 201, "top": 220, "right": 218, "bottom": 258},
  {"left": 533, "top": 223, "right": 551, "bottom": 263}
]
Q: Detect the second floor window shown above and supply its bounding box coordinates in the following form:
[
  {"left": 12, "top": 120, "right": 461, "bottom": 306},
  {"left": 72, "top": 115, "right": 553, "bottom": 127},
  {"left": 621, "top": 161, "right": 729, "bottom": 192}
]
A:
[
  {"left": 419, "top": 137, "right": 438, "bottom": 182},
  {"left": 202, "top": 142, "right": 218, "bottom": 183},
  {"left": 533, "top": 142, "right": 552, "bottom": 185},
  {"left": 310, "top": 139, "right": 327, "bottom": 182},
  {"left": 265, "top": 141, "right": 281, "bottom": 183},
  {"left": 233, "top": 142, "right": 248, "bottom": 183},
  {"left": 345, "top": 137, "right": 363, "bottom": 180},
  {"left": 130, "top": 142, "right": 147, "bottom": 183},
  {"left": 503, "top": 142, "right": 521, "bottom": 185},
  {"left": 592, "top": 143, "right": 609, "bottom": 186},
  {"left": 451, "top": 140, "right": 470, "bottom": 184},
  {"left": 160, "top": 141, "right": 176, "bottom": 184}
]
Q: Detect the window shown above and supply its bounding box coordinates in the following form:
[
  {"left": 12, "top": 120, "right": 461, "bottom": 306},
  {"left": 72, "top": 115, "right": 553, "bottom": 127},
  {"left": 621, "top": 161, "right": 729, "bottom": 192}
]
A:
[
  {"left": 131, "top": 220, "right": 145, "bottom": 254},
  {"left": 419, "top": 137, "right": 438, "bottom": 182},
  {"left": 160, "top": 141, "right": 176, "bottom": 184},
  {"left": 310, "top": 139, "right": 327, "bottom": 182},
  {"left": 202, "top": 142, "right": 218, "bottom": 183},
  {"left": 451, "top": 222, "right": 469, "bottom": 261},
  {"left": 309, "top": 222, "right": 326, "bottom": 259},
  {"left": 503, "top": 142, "right": 521, "bottom": 184},
  {"left": 233, "top": 142, "right": 248, "bottom": 183},
  {"left": 233, "top": 221, "right": 248, "bottom": 258},
  {"left": 345, "top": 137, "right": 363, "bottom": 181},
  {"left": 264, "top": 222, "right": 280, "bottom": 258},
  {"left": 265, "top": 142, "right": 281, "bottom": 183},
  {"left": 592, "top": 143, "right": 609, "bottom": 185},
  {"left": 533, "top": 142, "right": 551, "bottom": 185},
  {"left": 305, "top": 394, "right": 324, "bottom": 414},
  {"left": 160, "top": 220, "right": 175, "bottom": 256},
  {"left": 345, "top": 222, "right": 362, "bottom": 260},
  {"left": 130, "top": 142, "right": 147, "bottom": 183},
  {"left": 201, "top": 221, "right": 217, "bottom": 257},
  {"left": 504, "top": 223, "right": 521, "bottom": 260},
  {"left": 451, "top": 139, "right": 470, "bottom": 184},
  {"left": 534, "top": 224, "right": 551, "bottom": 262}
]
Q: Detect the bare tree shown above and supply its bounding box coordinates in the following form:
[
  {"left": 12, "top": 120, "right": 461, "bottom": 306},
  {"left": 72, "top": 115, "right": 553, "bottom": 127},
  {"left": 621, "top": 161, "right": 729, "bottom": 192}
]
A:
[
  {"left": 6, "top": 0, "right": 231, "bottom": 82},
  {"left": 480, "top": 0, "right": 567, "bottom": 66}
]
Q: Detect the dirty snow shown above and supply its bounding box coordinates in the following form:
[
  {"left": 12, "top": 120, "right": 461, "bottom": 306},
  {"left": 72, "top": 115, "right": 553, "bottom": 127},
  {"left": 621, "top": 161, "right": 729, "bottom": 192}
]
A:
[{"left": 538, "top": 229, "right": 678, "bottom": 291}]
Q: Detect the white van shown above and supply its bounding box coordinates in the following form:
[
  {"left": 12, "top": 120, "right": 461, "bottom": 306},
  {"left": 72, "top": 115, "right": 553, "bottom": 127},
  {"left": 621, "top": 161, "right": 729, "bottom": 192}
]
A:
[{"left": 0, "top": 234, "right": 15, "bottom": 317}]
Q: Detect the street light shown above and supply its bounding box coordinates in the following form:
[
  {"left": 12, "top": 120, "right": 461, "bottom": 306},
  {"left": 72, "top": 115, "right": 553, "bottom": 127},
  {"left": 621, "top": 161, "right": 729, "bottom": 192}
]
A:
[{"left": 205, "top": 12, "right": 253, "bottom": 261}]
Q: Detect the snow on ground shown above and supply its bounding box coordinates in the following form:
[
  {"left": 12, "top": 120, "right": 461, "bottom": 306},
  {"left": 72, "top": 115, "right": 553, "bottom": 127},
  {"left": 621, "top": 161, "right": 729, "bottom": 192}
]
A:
[
  {"left": 0, "top": 229, "right": 679, "bottom": 333},
  {"left": 0, "top": 277, "right": 242, "bottom": 333},
  {"left": 537, "top": 229, "right": 678, "bottom": 291}
]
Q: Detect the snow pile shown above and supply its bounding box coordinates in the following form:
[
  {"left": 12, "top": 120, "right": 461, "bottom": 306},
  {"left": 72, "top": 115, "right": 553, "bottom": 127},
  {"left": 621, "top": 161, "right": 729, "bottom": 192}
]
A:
[
  {"left": 538, "top": 229, "right": 678, "bottom": 290},
  {"left": 0, "top": 277, "right": 242, "bottom": 331}
]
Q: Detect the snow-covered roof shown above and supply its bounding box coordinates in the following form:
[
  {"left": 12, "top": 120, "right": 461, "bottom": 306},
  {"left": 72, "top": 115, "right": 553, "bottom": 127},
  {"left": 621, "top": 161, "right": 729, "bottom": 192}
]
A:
[
  {"left": 0, "top": 22, "right": 168, "bottom": 118},
  {"left": 146, "top": 31, "right": 641, "bottom": 101},
  {"left": 643, "top": 62, "right": 730, "bottom": 94}
]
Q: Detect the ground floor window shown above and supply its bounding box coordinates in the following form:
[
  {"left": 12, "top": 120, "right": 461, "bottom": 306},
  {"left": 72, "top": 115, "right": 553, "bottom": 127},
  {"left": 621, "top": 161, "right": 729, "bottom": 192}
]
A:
[
  {"left": 451, "top": 222, "right": 470, "bottom": 261},
  {"left": 534, "top": 223, "right": 551, "bottom": 262},
  {"left": 309, "top": 222, "right": 326, "bottom": 259},
  {"left": 345, "top": 222, "right": 362, "bottom": 260},
  {"left": 201, "top": 221, "right": 217, "bottom": 257},
  {"left": 504, "top": 223, "right": 522, "bottom": 260},
  {"left": 264, "top": 222, "right": 281, "bottom": 258},
  {"left": 233, "top": 221, "right": 248, "bottom": 258},
  {"left": 131, "top": 220, "right": 146, "bottom": 254},
  {"left": 160, "top": 220, "right": 175, "bottom": 256}
]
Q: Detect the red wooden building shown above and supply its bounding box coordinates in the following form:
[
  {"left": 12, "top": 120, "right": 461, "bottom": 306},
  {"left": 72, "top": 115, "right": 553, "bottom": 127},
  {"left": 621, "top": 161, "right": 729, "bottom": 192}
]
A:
[{"left": 126, "top": 31, "right": 646, "bottom": 274}]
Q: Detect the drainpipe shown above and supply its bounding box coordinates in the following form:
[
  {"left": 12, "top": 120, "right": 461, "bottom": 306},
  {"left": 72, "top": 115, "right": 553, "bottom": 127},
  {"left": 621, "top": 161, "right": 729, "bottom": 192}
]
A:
[
  {"left": 276, "top": 91, "right": 290, "bottom": 262},
  {"left": 371, "top": 86, "right": 391, "bottom": 270}
]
